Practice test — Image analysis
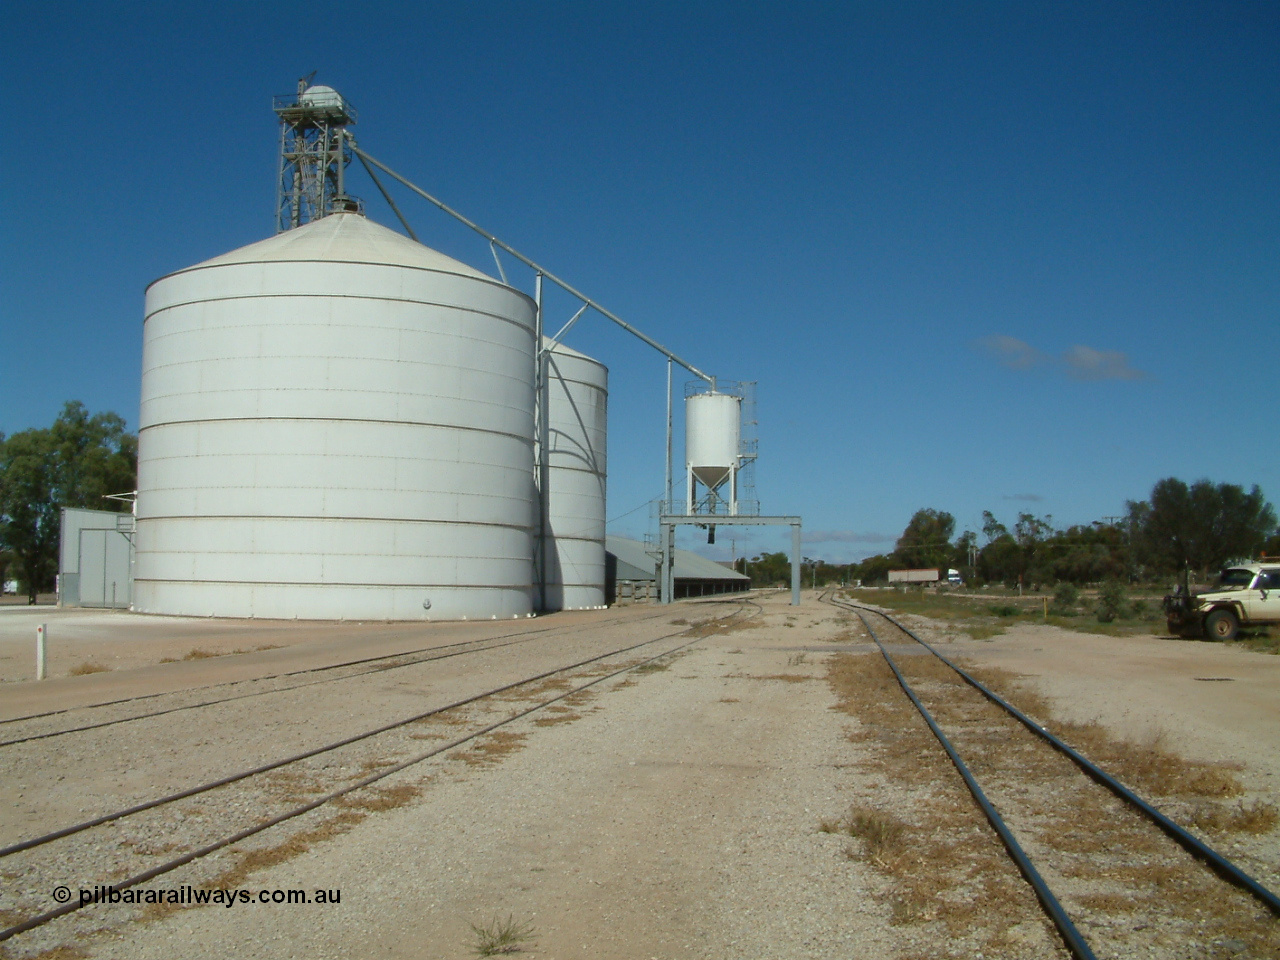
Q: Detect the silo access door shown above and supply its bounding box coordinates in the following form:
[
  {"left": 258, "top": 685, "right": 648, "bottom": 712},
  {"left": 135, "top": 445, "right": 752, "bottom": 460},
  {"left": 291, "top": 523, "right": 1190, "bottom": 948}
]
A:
[{"left": 78, "top": 528, "right": 133, "bottom": 609}]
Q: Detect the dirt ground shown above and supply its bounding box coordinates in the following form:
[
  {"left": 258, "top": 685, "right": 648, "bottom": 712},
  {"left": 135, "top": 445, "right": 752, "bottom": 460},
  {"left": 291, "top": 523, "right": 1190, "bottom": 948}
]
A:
[{"left": 1, "top": 592, "right": 1277, "bottom": 959}]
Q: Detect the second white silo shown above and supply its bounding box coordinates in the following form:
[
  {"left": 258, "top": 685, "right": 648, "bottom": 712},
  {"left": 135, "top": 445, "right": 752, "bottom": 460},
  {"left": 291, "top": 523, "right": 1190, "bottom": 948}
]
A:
[
  {"left": 685, "top": 390, "right": 742, "bottom": 515},
  {"left": 135, "top": 212, "right": 537, "bottom": 620},
  {"left": 537, "top": 340, "right": 608, "bottom": 611}
]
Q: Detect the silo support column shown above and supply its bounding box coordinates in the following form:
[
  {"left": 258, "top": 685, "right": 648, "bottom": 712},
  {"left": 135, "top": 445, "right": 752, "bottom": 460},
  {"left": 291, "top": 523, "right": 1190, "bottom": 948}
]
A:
[
  {"left": 660, "top": 520, "right": 676, "bottom": 605},
  {"left": 790, "top": 521, "right": 802, "bottom": 607}
]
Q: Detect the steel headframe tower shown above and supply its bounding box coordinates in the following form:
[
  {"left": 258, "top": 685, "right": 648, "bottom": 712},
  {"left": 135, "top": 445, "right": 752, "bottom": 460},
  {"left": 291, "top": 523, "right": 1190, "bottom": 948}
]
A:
[{"left": 273, "top": 76, "right": 360, "bottom": 232}]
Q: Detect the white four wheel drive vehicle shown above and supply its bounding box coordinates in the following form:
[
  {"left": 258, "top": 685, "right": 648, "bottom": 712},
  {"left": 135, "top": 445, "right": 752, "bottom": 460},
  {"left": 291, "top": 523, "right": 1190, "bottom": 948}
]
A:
[{"left": 1164, "top": 562, "right": 1280, "bottom": 640}]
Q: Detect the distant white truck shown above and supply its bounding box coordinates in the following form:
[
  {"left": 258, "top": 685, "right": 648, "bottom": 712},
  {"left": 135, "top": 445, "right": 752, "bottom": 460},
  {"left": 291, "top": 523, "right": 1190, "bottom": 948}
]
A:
[
  {"left": 888, "top": 568, "right": 940, "bottom": 584},
  {"left": 886, "top": 568, "right": 963, "bottom": 586}
]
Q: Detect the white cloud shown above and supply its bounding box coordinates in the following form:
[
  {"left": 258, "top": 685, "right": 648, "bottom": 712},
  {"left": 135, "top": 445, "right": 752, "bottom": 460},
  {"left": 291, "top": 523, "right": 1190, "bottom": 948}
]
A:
[
  {"left": 977, "top": 335, "right": 1047, "bottom": 370},
  {"left": 979, "top": 335, "right": 1147, "bottom": 383},
  {"left": 1062, "top": 345, "right": 1146, "bottom": 381}
]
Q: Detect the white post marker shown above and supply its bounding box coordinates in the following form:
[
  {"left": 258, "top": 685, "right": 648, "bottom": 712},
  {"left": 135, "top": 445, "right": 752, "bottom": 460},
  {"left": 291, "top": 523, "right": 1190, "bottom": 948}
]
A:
[{"left": 36, "top": 623, "right": 47, "bottom": 681}]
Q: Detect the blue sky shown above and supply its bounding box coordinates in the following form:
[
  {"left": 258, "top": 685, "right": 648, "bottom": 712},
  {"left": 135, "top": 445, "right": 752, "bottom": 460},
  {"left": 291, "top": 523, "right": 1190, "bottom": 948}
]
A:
[{"left": 3, "top": 2, "right": 1277, "bottom": 564}]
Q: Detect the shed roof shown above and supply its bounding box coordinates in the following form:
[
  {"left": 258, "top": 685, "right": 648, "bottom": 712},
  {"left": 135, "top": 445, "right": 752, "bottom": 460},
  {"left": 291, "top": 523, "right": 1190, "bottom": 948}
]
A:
[{"left": 606, "top": 536, "right": 749, "bottom": 582}]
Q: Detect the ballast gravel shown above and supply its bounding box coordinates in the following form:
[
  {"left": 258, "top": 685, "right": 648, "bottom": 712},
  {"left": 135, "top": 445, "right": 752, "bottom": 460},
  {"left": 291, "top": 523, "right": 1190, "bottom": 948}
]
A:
[
  {"left": 77, "top": 597, "right": 903, "bottom": 960},
  {"left": 3, "top": 593, "right": 1278, "bottom": 958}
]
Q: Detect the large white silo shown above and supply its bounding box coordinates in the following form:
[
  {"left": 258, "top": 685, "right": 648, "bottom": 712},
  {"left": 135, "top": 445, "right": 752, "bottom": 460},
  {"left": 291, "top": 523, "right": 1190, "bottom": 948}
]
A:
[
  {"left": 685, "top": 390, "right": 742, "bottom": 515},
  {"left": 135, "top": 212, "right": 538, "bottom": 620},
  {"left": 537, "top": 340, "right": 608, "bottom": 611}
]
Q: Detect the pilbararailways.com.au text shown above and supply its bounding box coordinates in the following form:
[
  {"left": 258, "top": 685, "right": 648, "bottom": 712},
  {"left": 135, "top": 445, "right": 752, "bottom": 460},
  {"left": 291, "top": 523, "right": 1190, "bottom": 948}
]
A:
[{"left": 69, "top": 885, "right": 341, "bottom": 908}]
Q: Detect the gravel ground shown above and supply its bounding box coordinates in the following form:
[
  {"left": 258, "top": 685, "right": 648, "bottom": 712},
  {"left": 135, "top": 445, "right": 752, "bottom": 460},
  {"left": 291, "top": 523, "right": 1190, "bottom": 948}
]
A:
[{"left": 1, "top": 592, "right": 1277, "bottom": 959}]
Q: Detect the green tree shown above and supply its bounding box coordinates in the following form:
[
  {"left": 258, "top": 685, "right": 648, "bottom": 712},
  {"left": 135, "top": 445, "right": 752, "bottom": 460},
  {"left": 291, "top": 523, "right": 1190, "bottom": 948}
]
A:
[
  {"left": 745, "top": 551, "right": 791, "bottom": 587},
  {"left": 1046, "top": 523, "right": 1124, "bottom": 584},
  {"left": 0, "top": 403, "right": 137, "bottom": 603},
  {"left": 893, "top": 508, "right": 955, "bottom": 569},
  {"left": 1265, "top": 530, "right": 1280, "bottom": 558},
  {"left": 981, "top": 510, "right": 1008, "bottom": 543},
  {"left": 854, "top": 553, "right": 895, "bottom": 585},
  {"left": 951, "top": 530, "right": 977, "bottom": 579},
  {"left": 1127, "top": 478, "right": 1277, "bottom": 585},
  {"left": 1095, "top": 580, "right": 1127, "bottom": 623},
  {"left": 1014, "top": 512, "right": 1056, "bottom": 586},
  {"left": 976, "top": 511, "right": 1055, "bottom": 587},
  {"left": 49, "top": 402, "right": 137, "bottom": 508},
  {"left": 978, "top": 533, "right": 1019, "bottom": 585},
  {"left": 0, "top": 429, "right": 59, "bottom": 602}
]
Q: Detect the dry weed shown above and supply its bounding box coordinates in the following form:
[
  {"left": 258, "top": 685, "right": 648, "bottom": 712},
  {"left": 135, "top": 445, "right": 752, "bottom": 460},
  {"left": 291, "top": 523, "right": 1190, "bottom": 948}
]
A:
[
  {"left": 1189, "top": 800, "right": 1279, "bottom": 835},
  {"left": 825, "top": 647, "right": 1280, "bottom": 957},
  {"left": 68, "top": 661, "right": 109, "bottom": 676},
  {"left": 752, "top": 673, "right": 811, "bottom": 684},
  {"left": 1047, "top": 721, "right": 1244, "bottom": 799},
  {"left": 828, "top": 805, "right": 911, "bottom": 868},
  {"left": 19, "top": 947, "right": 91, "bottom": 960},
  {"left": 206, "top": 810, "right": 367, "bottom": 890},
  {"left": 826, "top": 653, "right": 1044, "bottom": 945},
  {"left": 334, "top": 783, "right": 421, "bottom": 813},
  {"left": 452, "top": 731, "right": 528, "bottom": 768},
  {"left": 533, "top": 708, "right": 582, "bottom": 727}
]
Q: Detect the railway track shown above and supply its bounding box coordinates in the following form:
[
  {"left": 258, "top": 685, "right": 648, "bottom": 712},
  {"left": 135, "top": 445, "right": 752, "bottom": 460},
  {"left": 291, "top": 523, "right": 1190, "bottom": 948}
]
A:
[
  {"left": 0, "top": 608, "right": 679, "bottom": 747},
  {"left": 825, "top": 593, "right": 1280, "bottom": 959},
  {"left": 0, "top": 598, "right": 760, "bottom": 951}
]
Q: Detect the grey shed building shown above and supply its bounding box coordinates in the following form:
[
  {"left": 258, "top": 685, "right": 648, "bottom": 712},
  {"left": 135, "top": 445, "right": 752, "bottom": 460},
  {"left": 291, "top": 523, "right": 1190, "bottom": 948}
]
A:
[{"left": 605, "top": 535, "right": 749, "bottom": 603}]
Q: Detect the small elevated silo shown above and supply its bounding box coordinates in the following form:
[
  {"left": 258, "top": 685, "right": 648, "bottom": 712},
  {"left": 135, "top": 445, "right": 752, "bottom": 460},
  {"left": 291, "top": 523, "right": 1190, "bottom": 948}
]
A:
[
  {"left": 135, "top": 212, "right": 537, "bottom": 620},
  {"left": 685, "top": 389, "right": 742, "bottom": 515},
  {"left": 537, "top": 340, "right": 608, "bottom": 611}
]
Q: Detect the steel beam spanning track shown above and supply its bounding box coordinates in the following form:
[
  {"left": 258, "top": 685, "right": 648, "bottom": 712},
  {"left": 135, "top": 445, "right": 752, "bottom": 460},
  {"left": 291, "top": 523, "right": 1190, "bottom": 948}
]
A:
[
  {"left": 0, "top": 599, "right": 760, "bottom": 945},
  {"left": 827, "top": 595, "right": 1280, "bottom": 959}
]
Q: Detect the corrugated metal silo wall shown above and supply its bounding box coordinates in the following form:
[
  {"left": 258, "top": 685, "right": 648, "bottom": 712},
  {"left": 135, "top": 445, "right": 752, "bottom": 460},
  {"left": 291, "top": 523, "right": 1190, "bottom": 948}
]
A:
[
  {"left": 135, "top": 214, "right": 538, "bottom": 620},
  {"left": 538, "top": 341, "right": 608, "bottom": 611}
]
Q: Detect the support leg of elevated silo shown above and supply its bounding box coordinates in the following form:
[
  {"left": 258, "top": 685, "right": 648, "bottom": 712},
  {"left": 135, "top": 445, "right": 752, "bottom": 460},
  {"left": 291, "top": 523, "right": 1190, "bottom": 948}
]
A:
[{"left": 791, "top": 521, "right": 802, "bottom": 606}]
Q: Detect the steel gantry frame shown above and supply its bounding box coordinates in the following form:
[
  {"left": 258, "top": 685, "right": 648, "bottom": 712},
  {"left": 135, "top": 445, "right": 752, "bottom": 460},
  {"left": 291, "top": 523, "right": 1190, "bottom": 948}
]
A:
[
  {"left": 346, "top": 143, "right": 802, "bottom": 607},
  {"left": 658, "top": 514, "right": 802, "bottom": 606}
]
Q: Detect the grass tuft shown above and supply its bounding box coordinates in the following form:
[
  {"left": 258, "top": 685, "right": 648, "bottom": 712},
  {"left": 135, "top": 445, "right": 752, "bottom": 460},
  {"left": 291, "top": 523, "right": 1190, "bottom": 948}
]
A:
[
  {"left": 68, "top": 661, "right": 109, "bottom": 676},
  {"left": 469, "top": 914, "right": 535, "bottom": 956},
  {"left": 840, "top": 805, "right": 910, "bottom": 867},
  {"left": 820, "top": 805, "right": 911, "bottom": 865}
]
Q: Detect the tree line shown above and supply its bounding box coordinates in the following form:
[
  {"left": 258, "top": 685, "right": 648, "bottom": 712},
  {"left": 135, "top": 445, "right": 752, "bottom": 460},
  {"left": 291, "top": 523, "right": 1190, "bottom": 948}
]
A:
[
  {"left": 4, "top": 405, "right": 1277, "bottom": 599},
  {"left": 0, "top": 403, "right": 137, "bottom": 602},
  {"left": 741, "top": 478, "right": 1279, "bottom": 590}
]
